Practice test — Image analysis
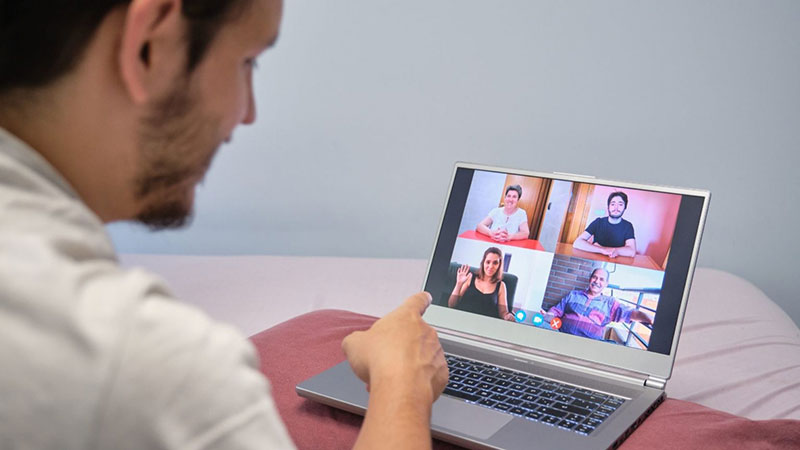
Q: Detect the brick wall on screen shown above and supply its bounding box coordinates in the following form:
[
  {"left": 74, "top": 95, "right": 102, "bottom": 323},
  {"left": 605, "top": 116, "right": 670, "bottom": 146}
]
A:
[{"left": 542, "top": 254, "right": 604, "bottom": 310}]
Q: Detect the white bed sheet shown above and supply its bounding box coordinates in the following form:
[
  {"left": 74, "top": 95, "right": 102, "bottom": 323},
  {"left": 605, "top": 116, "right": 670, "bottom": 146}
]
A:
[{"left": 120, "top": 254, "right": 800, "bottom": 420}]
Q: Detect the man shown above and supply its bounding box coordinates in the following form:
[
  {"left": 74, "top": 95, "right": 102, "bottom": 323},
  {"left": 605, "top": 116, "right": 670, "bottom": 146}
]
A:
[
  {"left": 573, "top": 191, "right": 637, "bottom": 258},
  {"left": 542, "top": 268, "right": 652, "bottom": 341},
  {"left": 476, "top": 184, "right": 530, "bottom": 242},
  {"left": 0, "top": 1, "right": 447, "bottom": 449}
]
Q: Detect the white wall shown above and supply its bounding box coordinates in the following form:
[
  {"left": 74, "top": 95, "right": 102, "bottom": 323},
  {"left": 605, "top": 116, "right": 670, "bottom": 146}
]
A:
[
  {"left": 108, "top": 0, "right": 800, "bottom": 326},
  {"left": 457, "top": 170, "right": 506, "bottom": 235}
]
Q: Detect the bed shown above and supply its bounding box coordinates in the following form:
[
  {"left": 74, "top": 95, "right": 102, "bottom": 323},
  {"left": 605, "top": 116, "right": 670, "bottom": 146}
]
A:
[{"left": 120, "top": 254, "right": 800, "bottom": 447}]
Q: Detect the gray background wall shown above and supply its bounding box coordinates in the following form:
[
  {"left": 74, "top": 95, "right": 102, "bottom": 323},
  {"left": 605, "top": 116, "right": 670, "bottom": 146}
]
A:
[{"left": 108, "top": 0, "right": 800, "bottom": 326}]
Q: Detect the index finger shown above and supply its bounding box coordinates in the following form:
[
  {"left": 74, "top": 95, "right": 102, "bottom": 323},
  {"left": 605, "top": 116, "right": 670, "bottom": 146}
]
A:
[{"left": 401, "top": 291, "right": 433, "bottom": 315}]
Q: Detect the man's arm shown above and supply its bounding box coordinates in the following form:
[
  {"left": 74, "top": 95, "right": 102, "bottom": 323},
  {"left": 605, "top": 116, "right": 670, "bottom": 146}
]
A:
[
  {"left": 573, "top": 232, "right": 635, "bottom": 258},
  {"left": 611, "top": 299, "right": 653, "bottom": 326},
  {"left": 342, "top": 293, "right": 448, "bottom": 450},
  {"left": 630, "top": 309, "right": 653, "bottom": 325},
  {"left": 94, "top": 285, "right": 297, "bottom": 449},
  {"left": 596, "top": 238, "right": 636, "bottom": 258},
  {"left": 540, "top": 294, "right": 568, "bottom": 322},
  {"left": 572, "top": 231, "right": 604, "bottom": 254},
  {"left": 356, "top": 374, "right": 435, "bottom": 450},
  {"left": 614, "top": 238, "right": 636, "bottom": 257},
  {"left": 540, "top": 307, "right": 559, "bottom": 323}
]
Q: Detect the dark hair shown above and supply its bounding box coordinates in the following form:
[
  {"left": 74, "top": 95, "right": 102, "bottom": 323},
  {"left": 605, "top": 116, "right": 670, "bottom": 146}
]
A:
[
  {"left": 0, "top": 0, "right": 250, "bottom": 95},
  {"left": 478, "top": 247, "right": 503, "bottom": 284},
  {"left": 505, "top": 184, "right": 522, "bottom": 200},
  {"left": 607, "top": 191, "right": 628, "bottom": 209}
]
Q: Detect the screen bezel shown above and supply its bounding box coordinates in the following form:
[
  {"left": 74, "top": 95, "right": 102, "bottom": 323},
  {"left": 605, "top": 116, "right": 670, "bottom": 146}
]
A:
[{"left": 422, "top": 162, "right": 710, "bottom": 380}]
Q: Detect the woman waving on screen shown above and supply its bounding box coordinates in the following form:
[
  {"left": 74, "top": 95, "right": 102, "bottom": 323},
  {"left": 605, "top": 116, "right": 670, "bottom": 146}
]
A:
[{"left": 448, "top": 247, "right": 515, "bottom": 321}]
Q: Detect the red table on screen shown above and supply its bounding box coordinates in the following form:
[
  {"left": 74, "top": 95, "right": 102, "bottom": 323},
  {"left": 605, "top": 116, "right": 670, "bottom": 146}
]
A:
[{"left": 458, "top": 230, "right": 545, "bottom": 251}]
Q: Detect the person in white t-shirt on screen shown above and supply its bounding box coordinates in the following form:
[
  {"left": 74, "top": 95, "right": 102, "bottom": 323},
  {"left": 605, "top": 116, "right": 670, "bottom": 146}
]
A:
[{"left": 476, "top": 184, "right": 530, "bottom": 242}]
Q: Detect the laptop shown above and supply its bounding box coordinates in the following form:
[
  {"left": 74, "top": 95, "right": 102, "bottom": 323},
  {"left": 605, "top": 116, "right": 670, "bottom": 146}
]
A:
[{"left": 297, "top": 162, "right": 710, "bottom": 449}]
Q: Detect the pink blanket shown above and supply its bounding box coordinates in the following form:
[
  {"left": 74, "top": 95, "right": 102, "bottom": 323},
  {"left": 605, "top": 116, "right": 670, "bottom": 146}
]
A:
[{"left": 250, "top": 310, "right": 800, "bottom": 449}]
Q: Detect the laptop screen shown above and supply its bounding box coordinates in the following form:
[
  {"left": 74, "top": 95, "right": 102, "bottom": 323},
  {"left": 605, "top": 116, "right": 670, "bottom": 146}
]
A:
[{"left": 424, "top": 165, "right": 708, "bottom": 365}]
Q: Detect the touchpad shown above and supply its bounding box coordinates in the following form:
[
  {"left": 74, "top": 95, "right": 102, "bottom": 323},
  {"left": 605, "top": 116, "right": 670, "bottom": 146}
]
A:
[{"left": 431, "top": 397, "right": 513, "bottom": 440}]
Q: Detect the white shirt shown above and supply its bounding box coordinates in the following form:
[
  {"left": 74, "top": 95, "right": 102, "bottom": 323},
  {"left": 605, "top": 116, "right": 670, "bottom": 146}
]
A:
[
  {"left": 0, "top": 128, "right": 295, "bottom": 449},
  {"left": 487, "top": 207, "right": 528, "bottom": 234}
]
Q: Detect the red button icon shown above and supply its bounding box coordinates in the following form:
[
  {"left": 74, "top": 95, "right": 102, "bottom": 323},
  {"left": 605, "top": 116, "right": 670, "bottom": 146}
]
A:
[{"left": 550, "top": 317, "right": 562, "bottom": 330}]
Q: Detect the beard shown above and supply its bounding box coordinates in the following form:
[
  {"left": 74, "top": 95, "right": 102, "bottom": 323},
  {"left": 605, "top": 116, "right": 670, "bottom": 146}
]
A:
[{"left": 134, "top": 82, "right": 221, "bottom": 230}]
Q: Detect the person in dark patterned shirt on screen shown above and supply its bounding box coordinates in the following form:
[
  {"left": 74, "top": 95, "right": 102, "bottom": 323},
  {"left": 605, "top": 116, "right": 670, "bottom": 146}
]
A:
[{"left": 542, "top": 268, "right": 652, "bottom": 341}]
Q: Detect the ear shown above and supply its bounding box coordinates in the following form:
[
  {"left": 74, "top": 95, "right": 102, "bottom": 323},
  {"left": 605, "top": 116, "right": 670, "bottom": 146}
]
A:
[{"left": 119, "top": 0, "right": 185, "bottom": 105}]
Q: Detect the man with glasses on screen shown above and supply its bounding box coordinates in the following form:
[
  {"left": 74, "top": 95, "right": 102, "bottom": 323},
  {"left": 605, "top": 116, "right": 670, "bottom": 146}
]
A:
[{"left": 542, "top": 268, "right": 652, "bottom": 341}]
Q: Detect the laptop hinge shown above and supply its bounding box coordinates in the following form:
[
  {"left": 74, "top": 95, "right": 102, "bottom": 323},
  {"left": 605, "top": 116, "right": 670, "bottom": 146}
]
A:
[{"left": 645, "top": 376, "right": 666, "bottom": 390}]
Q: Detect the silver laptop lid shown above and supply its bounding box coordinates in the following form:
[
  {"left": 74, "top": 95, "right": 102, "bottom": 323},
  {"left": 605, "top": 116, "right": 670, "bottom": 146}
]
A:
[{"left": 422, "top": 162, "right": 710, "bottom": 380}]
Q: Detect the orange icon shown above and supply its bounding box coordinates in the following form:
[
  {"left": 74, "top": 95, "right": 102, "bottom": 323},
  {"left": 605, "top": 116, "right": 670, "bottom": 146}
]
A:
[{"left": 550, "top": 317, "right": 562, "bottom": 330}]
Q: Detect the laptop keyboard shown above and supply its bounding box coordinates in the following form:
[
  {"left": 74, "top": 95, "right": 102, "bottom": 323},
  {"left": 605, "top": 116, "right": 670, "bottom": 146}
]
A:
[{"left": 444, "top": 354, "right": 626, "bottom": 435}]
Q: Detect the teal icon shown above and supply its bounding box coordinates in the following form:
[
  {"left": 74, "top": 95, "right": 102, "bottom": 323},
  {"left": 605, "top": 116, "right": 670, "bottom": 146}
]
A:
[
  {"left": 515, "top": 311, "right": 526, "bottom": 322},
  {"left": 532, "top": 313, "right": 544, "bottom": 325}
]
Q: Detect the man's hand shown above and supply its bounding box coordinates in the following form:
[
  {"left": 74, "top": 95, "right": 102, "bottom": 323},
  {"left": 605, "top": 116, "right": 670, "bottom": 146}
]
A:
[
  {"left": 631, "top": 309, "right": 653, "bottom": 325},
  {"left": 344, "top": 293, "right": 448, "bottom": 449},
  {"left": 595, "top": 245, "right": 618, "bottom": 258},
  {"left": 341, "top": 292, "right": 448, "bottom": 402}
]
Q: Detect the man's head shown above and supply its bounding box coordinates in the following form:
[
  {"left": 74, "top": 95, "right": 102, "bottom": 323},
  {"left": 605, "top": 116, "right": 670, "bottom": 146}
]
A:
[
  {"left": 607, "top": 191, "right": 628, "bottom": 219},
  {"left": 587, "top": 268, "right": 609, "bottom": 295},
  {"left": 0, "top": 1, "right": 251, "bottom": 94},
  {"left": 504, "top": 184, "right": 522, "bottom": 209},
  {"left": 0, "top": 0, "right": 282, "bottom": 228}
]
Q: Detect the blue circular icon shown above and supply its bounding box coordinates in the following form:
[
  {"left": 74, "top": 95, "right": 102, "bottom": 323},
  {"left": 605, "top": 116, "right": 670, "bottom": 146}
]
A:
[
  {"left": 515, "top": 310, "right": 526, "bottom": 322},
  {"left": 532, "top": 313, "right": 544, "bottom": 325}
]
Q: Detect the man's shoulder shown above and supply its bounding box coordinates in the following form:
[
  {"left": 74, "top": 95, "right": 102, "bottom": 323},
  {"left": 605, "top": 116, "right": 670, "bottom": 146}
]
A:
[
  {"left": 618, "top": 218, "right": 635, "bottom": 237},
  {"left": 0, "top": 258, "right": 279, "bottom": 447},
  {"left": 586, "top": 216, "right": 605, "bottom": 228},
  {"left": 94, "top": 292, "right": 289, "bottom": 448},
  {"left": 1, "top": 131, "right": 109, "bottom": 257},
  {"left": 565, "top": 289, "right": 587, "bottom": 300},
  {"left": 0, "top": 128, "right": 83, "bottom": 202}
]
